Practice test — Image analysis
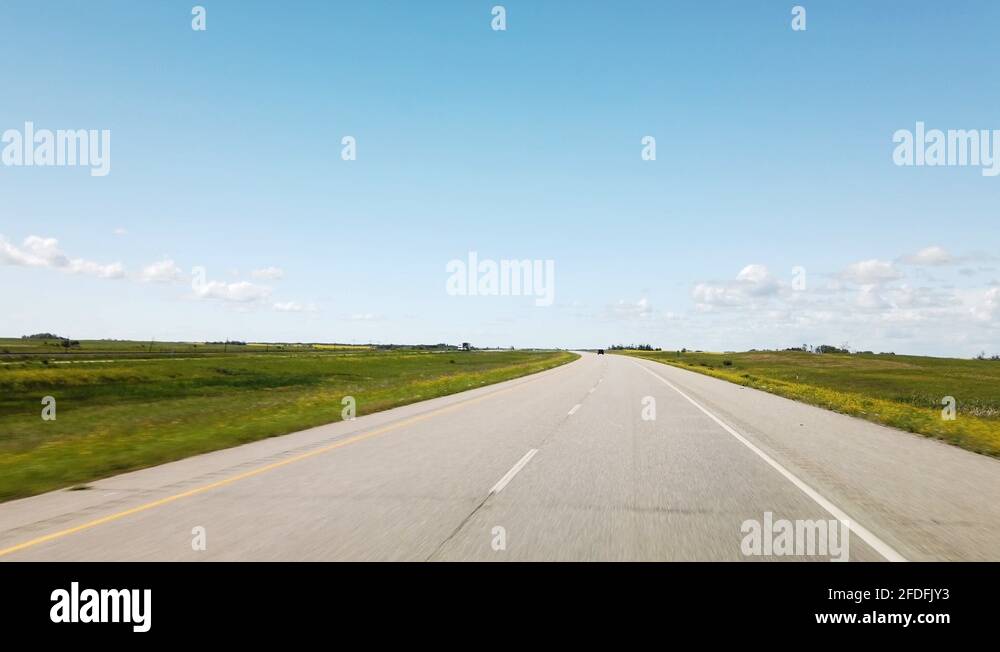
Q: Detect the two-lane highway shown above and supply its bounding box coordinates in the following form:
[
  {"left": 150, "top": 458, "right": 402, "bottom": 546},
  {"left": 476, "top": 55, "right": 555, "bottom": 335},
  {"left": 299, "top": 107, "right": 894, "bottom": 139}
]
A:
[{"left": 1, "top": 352, "right": 998, "bottom": 561}]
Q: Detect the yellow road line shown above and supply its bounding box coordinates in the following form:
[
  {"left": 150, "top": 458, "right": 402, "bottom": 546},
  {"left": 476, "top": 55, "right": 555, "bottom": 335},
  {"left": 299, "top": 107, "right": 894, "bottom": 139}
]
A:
[{"left": 0, "top": 365, "right": 567, "bottom": 558}]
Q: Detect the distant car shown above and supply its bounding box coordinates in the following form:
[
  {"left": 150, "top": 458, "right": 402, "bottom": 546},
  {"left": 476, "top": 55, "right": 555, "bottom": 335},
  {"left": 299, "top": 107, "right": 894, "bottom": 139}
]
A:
[{"left": 597, "top": 349, "right": 605, "bottom": 355}]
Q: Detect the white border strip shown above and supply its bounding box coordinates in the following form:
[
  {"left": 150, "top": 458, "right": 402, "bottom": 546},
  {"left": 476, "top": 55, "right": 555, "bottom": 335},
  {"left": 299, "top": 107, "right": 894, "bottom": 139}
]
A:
[{"left": 635, "top": 361, "right": 907, "bottom": 562}]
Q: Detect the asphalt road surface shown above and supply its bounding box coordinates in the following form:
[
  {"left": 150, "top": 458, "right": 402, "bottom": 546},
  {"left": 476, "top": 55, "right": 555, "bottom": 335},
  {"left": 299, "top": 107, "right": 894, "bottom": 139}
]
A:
[{"left": 1, "top": 352, "right": 998, "bottom": 561}]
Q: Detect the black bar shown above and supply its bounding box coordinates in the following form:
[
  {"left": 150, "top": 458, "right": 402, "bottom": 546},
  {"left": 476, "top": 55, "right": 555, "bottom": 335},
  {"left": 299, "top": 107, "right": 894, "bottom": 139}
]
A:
[{"left": 1, "top": 563, "right": 992, "bottom": 640}]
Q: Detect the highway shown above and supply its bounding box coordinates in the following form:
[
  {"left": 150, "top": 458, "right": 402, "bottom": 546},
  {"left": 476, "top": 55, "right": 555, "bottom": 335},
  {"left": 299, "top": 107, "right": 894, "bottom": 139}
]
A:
[{"left": 1, "top": 352, "right": 998, "bottom": 561}]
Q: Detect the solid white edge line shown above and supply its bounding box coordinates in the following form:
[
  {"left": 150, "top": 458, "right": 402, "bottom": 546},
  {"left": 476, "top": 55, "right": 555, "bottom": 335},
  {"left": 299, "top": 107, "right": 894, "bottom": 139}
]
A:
[
  {"left": 489, "top": 449, "right": 538, "bottom": 495},
  {"left": 568, "top": 404, "right": 582, "bottom": 415},
  {"left": 635, "top": 361, "right": 908, "bottom": 562}
]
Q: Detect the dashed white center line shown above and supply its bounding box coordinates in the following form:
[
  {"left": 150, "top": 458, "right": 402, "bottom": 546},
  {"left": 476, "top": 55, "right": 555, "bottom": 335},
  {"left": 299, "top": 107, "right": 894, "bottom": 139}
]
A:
[
  {"left": 489, "top": 449, "right": 538, "bottom": 495},
  {"left": 568, "top": 404, "right": 581, "bottom": 415}
]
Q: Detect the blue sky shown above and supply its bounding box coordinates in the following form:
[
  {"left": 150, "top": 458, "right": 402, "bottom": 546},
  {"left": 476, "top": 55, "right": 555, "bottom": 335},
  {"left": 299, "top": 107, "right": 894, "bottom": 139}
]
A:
[{"left": 2, "top": 1, "right": 999, "bottom": 355}]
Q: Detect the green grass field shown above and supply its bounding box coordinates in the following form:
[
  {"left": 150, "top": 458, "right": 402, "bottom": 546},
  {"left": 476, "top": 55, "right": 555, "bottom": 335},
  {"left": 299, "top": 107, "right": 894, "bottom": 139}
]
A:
[
  {"left": 616, "top": 349, "right": 1000, "bottom": 457},
  {"left": 0, "top": 345, "right": 576, "bottom": 502}
]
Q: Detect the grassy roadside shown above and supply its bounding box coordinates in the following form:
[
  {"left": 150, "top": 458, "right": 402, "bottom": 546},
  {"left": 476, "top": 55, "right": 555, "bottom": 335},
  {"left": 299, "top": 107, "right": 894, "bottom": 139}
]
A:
[
  {"left": 0, "top": 349, "right": 577, "bottom": 502},
  {"left": 615, "top": 349, "right": 1000, "bottom": 458}
]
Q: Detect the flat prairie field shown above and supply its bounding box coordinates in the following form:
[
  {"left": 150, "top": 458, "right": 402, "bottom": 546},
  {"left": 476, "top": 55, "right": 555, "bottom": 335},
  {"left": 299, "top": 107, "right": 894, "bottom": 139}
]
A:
[{"left": 0, "top": 346, "right": 576, "bottom": 501}]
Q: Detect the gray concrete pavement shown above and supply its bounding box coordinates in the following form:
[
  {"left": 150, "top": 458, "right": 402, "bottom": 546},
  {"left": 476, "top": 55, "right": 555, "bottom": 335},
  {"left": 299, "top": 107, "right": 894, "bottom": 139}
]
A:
[{"left": 1, "top": 352, "right": 997, "bottom": 561}]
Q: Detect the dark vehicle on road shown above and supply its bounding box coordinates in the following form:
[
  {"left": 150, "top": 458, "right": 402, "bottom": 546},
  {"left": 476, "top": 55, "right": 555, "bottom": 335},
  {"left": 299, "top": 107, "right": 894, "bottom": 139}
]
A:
[{"left": 597, "top": 349, "right": 605, "bottom": 355}]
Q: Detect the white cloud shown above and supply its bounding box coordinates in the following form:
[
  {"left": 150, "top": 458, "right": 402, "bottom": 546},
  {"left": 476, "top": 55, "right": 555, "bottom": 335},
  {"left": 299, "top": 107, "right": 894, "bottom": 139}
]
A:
[
  {"left": 140, "top": 258, "right": 185, "bottom": 283},
  {"left": 856, "top": 285, "right": 888, "bottom": 310},
  {"left": 676, "top": 248, "right": 1000, "bottom": 355},
  {"left": 607, "top": 297, "right": 654, "bottom": 320},
  {"left": 347, "top": 313, "right": 379, "bottom": 321},
  {"left": 113, "top": 227, "right": 127, "bottom": 236},
  {"left": 736, "top": 264, "right": 779, "bottom": 295},
  {"left": 841, "top": 259, "right": 901, "bottom": 284},
  {"left": 901, "top": 245, "right": 954, "bottom": 266},
  {"left": 251, "top": 266, "right": 284, "bottom": 280},
  {"left": 888, "top": 284, "right": 959, "bottom": 309},
  {"left": 973, "top": 287, "right": 1000, "bottom": 322},
  {"left": 692, "top": 264, "right": 779, "bottom": 309},
  {"left": 274, "top": 301, "right": 317, "bottom": 312},
  {"left": 193, "top": 280, "right": 271, "bottom": 303},
  {"left": 1, "top": 235, "right": 66, "bottom": 267},
  {"left": 70, "top": 259, "right": 126, "bottom": 278},
  {"left": 0, "top": 234, "right": 125, "bottom": 279}
]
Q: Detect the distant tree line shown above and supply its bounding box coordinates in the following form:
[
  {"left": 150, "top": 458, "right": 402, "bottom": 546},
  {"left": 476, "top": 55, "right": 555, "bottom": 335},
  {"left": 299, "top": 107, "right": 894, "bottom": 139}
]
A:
[
  {"left": 608, "top": 344, "right": 660, "bottom": 351},
  {"left": 782, "top": 344, "right": 891, "bottom": 355},
  {"left": 21, "top": 334, "right": 80, "bottom": 348},
  {"left": 370, "top": 343, "right": 466, "bottom": 350}
]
